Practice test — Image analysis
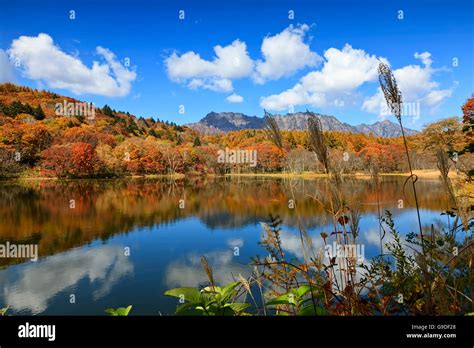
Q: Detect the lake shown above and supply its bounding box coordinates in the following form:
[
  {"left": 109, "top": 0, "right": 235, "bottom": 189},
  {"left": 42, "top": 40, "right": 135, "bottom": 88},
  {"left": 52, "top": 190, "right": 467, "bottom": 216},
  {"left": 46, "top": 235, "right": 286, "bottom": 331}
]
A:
[{"left": 0, "top": 176, "right": 451, "bottom": 315}]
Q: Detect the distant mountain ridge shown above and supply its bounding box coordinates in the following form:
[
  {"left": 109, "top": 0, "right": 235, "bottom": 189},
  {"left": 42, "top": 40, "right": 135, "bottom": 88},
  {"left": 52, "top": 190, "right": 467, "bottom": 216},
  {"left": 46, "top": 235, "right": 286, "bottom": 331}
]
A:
[{"left": 187, "top": 111, "right": 418, "bottom": 137}]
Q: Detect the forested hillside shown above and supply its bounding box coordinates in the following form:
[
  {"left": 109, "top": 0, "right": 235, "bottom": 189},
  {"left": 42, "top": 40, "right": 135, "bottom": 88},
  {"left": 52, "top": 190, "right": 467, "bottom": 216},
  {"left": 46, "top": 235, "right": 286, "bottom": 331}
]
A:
[{"left": 0, "top": 83, "right": 471, "bottom": 178}]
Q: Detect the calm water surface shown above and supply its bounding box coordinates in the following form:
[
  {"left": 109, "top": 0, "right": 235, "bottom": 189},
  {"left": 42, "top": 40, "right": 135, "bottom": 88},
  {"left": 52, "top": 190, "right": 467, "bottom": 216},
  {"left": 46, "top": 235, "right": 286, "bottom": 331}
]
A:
[{"left": 0, "top": 177, "right": 451, "bottom": 315}]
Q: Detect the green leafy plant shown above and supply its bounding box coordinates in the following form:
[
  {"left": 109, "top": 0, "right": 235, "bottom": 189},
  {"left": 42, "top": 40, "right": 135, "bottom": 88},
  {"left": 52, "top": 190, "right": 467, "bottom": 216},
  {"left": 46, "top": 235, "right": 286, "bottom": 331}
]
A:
[
  {"left": 266, "top": 285, "right": 326, "bottom": 316},
  {"left": 165, "top": 282, "right": 250, "bottom": 316},
  {"left": 104, "top": 305, "right": 132, "bottom": 316},
  {"left": 0, "top": 305, "right": 9, "bottom": 316}
]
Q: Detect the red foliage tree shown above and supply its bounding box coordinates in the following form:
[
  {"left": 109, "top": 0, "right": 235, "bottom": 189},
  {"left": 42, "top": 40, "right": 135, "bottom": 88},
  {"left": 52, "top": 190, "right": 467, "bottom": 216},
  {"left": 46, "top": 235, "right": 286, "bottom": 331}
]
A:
[
  {"left": 142, "top": 142, "right": 165, "bottom": 174},
  {"left": 41, "top": 142, "right": 102, "bottom": 177},
  {"left": 70, "top": 142, "right": 100, "bottom": 176}
]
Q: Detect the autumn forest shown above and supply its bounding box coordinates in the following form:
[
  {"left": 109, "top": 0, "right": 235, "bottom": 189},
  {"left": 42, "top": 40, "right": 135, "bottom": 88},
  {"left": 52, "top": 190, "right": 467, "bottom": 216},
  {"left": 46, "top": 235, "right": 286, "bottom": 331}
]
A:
[{"left": 0, "top": 83, "right": 472, "bottom": 180}]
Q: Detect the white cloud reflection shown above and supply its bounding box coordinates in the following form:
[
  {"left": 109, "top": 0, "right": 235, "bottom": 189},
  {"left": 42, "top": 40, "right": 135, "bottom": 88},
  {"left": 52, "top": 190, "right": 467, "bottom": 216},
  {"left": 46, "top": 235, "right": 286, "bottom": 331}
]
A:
[
  {"left": 165, "top": 249, "right": 249, "bottom": 288},
  {"left": 1, "top": 245, "right": 133, "bottom": 314}
]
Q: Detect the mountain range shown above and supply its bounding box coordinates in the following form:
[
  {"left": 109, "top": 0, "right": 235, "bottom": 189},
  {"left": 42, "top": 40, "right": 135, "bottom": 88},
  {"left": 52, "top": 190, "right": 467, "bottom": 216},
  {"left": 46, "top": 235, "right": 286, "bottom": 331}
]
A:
[{"left": 186, "top": 112, "right": 418, "bottom": 137}]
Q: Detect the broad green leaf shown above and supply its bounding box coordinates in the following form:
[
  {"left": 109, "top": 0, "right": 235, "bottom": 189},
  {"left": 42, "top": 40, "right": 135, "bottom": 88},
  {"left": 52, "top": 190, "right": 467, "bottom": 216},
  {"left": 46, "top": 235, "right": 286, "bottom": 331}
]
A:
[
  {"left": 266, "top": 293, "right": 296, "bottom": 306},
  {"left": 224, "top": 303, "right": 250, "bottom": 313},
  {"left": 194, "top": 305, "right": 214, "bottom": 316},
  {"left": 200, "top": 293, "right": 218, "bottom": 307},
  {"left": 164, "top": 287, "right": 201, "bottom": 303},
  {"left": 221, "top": 282, "right": 240, "bottom": 303},
  {"left": 115, "top": 305, "right": 132, "bottom": 316},
  {"left": 221, "top": 282, "right": 239, "bottom": 296},
  {"left": 104, "top": 308, "right": 118, "bottom": 316},
  {"left": 296, "top": 285, "right": 312, "bottom": 297},
  {"left": 104, "top": 305, "right": 132, "bottom": 316},
  {"left": 175, "top": 303, "right": 205, "bottom": 316},
  {"left": 175, "top": 302, "right": 195, "bottom": 314},
  {"left": 202, "top": 286, "right": 221, "bottom": 294}
]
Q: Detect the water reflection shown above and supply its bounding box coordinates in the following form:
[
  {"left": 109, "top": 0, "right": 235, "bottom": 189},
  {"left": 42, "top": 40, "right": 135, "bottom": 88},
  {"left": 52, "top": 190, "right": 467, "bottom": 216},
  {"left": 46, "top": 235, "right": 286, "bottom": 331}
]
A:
[
  {"left": 0, "top": 177, "right": 450, "bottom": 314},
  {"left": 0, "top": 177, "right": 448, "bottom": 266},
  {"left": 0, "top": 245, "right": 133, "bottom": 314},
  {"left": 165, "top": 248, "right": 250, "bottom": 289}
]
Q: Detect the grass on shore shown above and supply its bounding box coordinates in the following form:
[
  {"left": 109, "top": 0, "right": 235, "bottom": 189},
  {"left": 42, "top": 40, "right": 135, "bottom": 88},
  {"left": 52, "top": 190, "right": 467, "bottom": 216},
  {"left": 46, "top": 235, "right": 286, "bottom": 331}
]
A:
[
  {"left": 0, "top": 169, "right": 460, "bottom": 182},
  {"left": 224, "top": 169, "right": 458, "bottom": 179}
]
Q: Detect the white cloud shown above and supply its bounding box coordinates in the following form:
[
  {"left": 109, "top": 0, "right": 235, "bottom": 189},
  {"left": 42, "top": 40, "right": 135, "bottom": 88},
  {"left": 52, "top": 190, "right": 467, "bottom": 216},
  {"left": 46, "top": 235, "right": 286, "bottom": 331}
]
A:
[
  {"left": 226, "top": 93, "right": 244, "bottom": 103},
  {"left": 188, "top": 78, "right": 233, "bottom": 92},
  {"left": 424, "top": 89, "right": 452, "bottom": 106},
  {"left": 0, "top": 49, "right": 15, "bottom": 83},
  {"left": 260, "top": 44, "right": 381, "bottom": 110},
  {"left": 362, "top": 52, "right": 452, "bottom": 118},
  {"left": 165, "top": 25, "right": 319, "bottom": 92},
  {"left": 360, "top": 91, "right": 382, "bottom": 114},
  {"left": 414, "top": 51, "right": 432, "bottom": 67},
  {"left": 8, "top": 33, "right": 136, "bottom": 97},
  {"left": 253, "top": 24, "right": 321, "bottom": 84},
  {"left": 165, "top": 39, "right": 253, "bottom": 92}
]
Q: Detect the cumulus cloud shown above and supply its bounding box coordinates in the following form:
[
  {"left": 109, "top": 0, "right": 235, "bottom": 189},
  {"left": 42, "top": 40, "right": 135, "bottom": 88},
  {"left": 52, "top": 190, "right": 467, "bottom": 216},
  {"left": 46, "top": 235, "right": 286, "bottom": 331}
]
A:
[
  {"left": 188, "top": 78, "right": 233, "bottom": 92},
  {"left": 260, "top": 44, "right": 381, "bottom": 110},
  {"left": 0, "top": 49, "right": 15, "bottom": 83},
  {"left": 362, "top": 52, "right": 452, "bottom": 119},
  {"left": 253, "top": 24, "right": 321, "bottom": 84},
  {"left": 8, "top": 33, "right": 136, "bottom": 97},
  {"left": 226, "top": 93, "right": 244, "bottom": 103},
  {"left": 164, "top": 24, "right": 319, "bottom": 93},
  {"left": 163, "top": 26, "right": 453, "bottom": 114},
  {"left": 165, "top": 39, "right": 253, "bottom": 92}
]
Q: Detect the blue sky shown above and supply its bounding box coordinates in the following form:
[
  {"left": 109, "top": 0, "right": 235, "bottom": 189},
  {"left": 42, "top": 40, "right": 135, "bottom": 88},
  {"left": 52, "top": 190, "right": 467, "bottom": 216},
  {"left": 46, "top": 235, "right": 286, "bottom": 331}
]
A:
[{"left": 0, "top": 0, "right": 472, "bottom": 128}]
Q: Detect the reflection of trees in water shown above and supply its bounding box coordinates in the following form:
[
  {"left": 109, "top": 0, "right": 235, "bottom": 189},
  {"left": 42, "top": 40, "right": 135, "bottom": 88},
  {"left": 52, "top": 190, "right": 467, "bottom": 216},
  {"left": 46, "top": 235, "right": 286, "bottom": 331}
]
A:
[{"left": 0, "top": 177, "right": 447, "bottom": 266}]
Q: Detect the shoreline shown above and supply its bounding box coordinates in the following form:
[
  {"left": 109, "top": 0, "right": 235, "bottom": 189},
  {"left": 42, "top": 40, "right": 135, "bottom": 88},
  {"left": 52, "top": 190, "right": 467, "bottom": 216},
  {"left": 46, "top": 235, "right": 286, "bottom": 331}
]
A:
[
  {"left": 0, "top": 169, "right": 453, "bottom": 182},
  {"left": 223, "top": 169, "right": 454, "bottom": 179},
  {"left": 0, "top": 173, "right": 186, "bottom": 183}
]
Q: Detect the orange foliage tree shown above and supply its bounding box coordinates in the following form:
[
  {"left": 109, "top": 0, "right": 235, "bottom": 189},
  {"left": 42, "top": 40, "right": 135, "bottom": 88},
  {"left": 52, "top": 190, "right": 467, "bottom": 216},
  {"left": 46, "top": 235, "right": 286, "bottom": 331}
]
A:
[
  {"left": 41, "top": 142, "right": 103, "bottom": 178},
  {"left": 359, "top": 142, "right": 405, "bottom": 172},
  {"left": 461, "top": 96, "right": 473, "bottom": 154}
]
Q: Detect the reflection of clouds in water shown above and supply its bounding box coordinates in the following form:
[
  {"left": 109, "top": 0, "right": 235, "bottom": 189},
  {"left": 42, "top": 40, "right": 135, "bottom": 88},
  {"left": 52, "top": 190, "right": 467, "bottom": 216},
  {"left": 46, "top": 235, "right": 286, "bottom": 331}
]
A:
[
  {"left": 364, "top": 228, "right": 386, "bottom": 247},
  {"left": 227, "top": 238, "right": 244, "bottom": 248},
  {"left": 278, "top": 226, "right": 422, "bottom": 295},
  {"left": 363, "top": 226, "right": 421, "bottom": 257},
  {"left": 278, "top": 230, "right": 370, "bottom": 294},
  {"left": 279, "top": 230, "right": 325, "bottom": 260},
  {"left": 165, "top": 250, "right": 249, "bottom": 288},
  {"left": 279, "top": 226, "right": 410, "bottom": 261},
  {"left": 2, "top": 245, "right": 133, "bottom": 314}
]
